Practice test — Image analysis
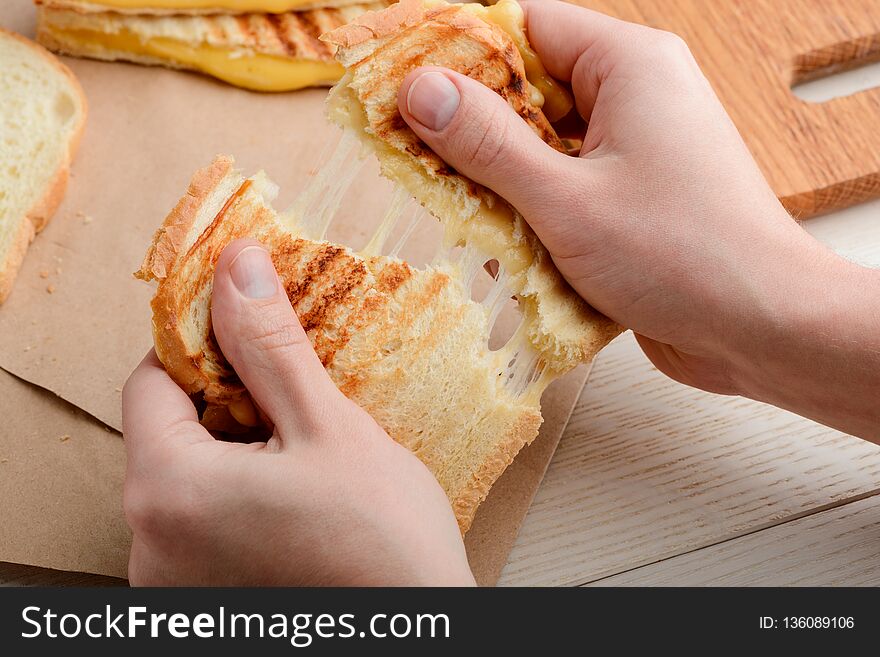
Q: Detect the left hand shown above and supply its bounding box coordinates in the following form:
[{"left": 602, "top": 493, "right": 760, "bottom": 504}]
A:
[{"left": 122, "top": 239, "right": 475, "bottom": 586}]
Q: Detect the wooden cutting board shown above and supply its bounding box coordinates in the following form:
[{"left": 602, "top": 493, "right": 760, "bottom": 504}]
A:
[{"left": 574, "top": 0, "right": 880, "bottom": 217}]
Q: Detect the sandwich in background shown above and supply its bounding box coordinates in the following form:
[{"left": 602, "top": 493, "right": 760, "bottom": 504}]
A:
[
  {"left": 0, "top": 29, "right": 86, "bottom": 304},
  {"left": 35, "top": 1, "right": 387, "bottom": 92},
  {"left": 36, "top": 0, "right": 369, "bottom": 15},
  {"left": 137, "top": 0, "right": 621, "bottom": 532}
]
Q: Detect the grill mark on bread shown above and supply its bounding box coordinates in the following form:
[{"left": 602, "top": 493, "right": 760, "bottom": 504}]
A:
[
  {"left": 234, "top": 15, "right": 252, "bottom": 40},
  {"left": 375, "top": 260, "right": 412, "bottom": 294},
  {"left": 283, "top": 242, "right": 344, "bottom": 306},
  {"left": 297, "top": 253, "right": 365, "bottom": 332},
  {"left": 266, "top": 14, "right": 294, "bottom": 56},
  {"left": 294, "top": 12, "right": 329, "bottom": 57}
]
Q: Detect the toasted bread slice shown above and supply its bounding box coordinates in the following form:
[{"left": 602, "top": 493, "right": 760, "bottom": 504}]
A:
[
  {"left": 36, "top": 3, "right": 386, "bottom": 92},
  {"left": 138, "top": 155, "right": 549, "bottom": 532},
  {"left": 322, "top": 0, "right": 621, "bottom": 373},
  {"left": 36, "top": 0, "right": 367, "bottom": 16},
  {"left": 0, "top": 29, "right": 86, "bottom": 304}
]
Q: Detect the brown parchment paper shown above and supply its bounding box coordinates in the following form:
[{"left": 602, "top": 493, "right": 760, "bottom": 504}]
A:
[
  {"left": 0, "top": 370, "right": 129, "bottom": 579},
  {"left": 0, "top": 0, "right": 590, "bottom": 585}
]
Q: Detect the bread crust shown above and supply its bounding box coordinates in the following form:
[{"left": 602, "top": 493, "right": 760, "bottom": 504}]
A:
[
  {"left": 0, "top": 29, "right": 87, "bottom": 304},
  {"left": 137, "top": 155, "right": 239, "bottom": 398},
  {"left": 453, "top": 408, "right": 541, "bottom": 532}
]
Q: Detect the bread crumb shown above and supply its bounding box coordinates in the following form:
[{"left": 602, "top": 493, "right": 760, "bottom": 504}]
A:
[
  {"left": 83, "top": 215, "right": 93, "bottom": 224},
  {"left": 114, "top": 387, "right": 122, "bottom": 393},
  {"left": 60, "top": 435, "right": 70, "bottom": 442},
  {"left": 56, "top": 267, "right": 62, "bottom": 275},
  {"left": 39, "top": 270, "right": 49, "bottom": 278},
  {"left": 0, "top": 459, "right": 7, "bottom": 464},
  {"left": 46, "top": 284, "right": 56, "bottom": 294},
  {"left": 23, "top": 345, "right": 32, "bottom": 352}
]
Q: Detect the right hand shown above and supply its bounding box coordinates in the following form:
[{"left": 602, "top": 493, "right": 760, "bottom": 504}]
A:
[{"left": 396, "top": 0, "right": 856, "bottom": 399}]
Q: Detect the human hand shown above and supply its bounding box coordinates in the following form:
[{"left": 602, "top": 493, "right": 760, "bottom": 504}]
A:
[
  {"left": 122, "top": 239, "right": 475, "bottom": 586},
  {"left": 397, "top": 1, "right": 880, "bottom": 440},
  {"left": 396, "top": 0, "right": 856, "bottom": 395}
]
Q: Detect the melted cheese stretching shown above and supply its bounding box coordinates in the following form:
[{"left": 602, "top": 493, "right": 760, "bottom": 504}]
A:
[
  {"left": 84, "top": 0, "right": 325, "bottom": 11},
  {"left": 466, "top": 0, "right": 573, "bottom": 122},
  {"left": 49, "top": 27, "right": 343, "bottom": 91}
]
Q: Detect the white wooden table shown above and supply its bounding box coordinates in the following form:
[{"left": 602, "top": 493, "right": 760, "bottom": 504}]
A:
[{"left": 3, "top": 62, "right": 879, "bottom": 589}]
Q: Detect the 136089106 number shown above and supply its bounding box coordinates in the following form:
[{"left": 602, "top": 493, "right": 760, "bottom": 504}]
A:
[{"left": 783, "top": 617, "right": 854, "bottom": 629}]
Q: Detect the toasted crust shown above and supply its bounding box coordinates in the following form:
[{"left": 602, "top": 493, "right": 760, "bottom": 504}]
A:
[
  {"left": 0, "top": 29, "right": 87, "bottom": 304},
  {"left": 138, "top": 155, "right": 235, "bottom": 284},
  {"left": 137, "top": 156, "right": 239, "bottom": 398},
  {"left": 323, "top": 0, "right": 622, "bottom": 371},
  {"left": 0, "top": 215, "right": 36, "bottom": 304}
]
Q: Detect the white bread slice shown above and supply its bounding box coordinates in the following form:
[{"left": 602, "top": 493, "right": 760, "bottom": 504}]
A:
[
  {"left": 0, "top": 29, "right": 87, "bottom": 303},
  {"left": 138, "top": 156, "right": 548, "bottom": 532}
]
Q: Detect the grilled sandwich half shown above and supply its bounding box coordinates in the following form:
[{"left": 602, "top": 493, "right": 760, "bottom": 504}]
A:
[
  {"left": 36, "top": 2, "right": 386, "bottom": 91},
  {"left": 36, "top": 0, "right": 368, "bottom": 15},
  {"left": 137, "top": 0, "right": 621, "bottom": 532}
]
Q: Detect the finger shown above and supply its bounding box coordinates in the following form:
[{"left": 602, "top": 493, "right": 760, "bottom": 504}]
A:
[
  {"left": 210, "top": 239, "right": 342, "bottom": 437},
  {"left": 122, "top": 349, "right": 213, "bottom": 465},
  {"left": 522, "top": 0, "right": 650, "bottom": 118},
  {"left": 398, "top": 66, "right": 575, "bottom": 218}
]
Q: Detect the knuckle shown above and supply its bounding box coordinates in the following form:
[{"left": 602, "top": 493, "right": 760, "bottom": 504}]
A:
[
  {"left": 123, "top": 466, "right": 205, "bottom": 538},
  {"left": 122, "top": 483, "right": 160, "bottom": 535},
  {"left": 245, "top": 308, "right": 307, "bottom": 357},
  {"left": 653, "top": 29, "right": 692, "bottom": 59},
  {"left": 456, "top": 106, "right": 511, "bottom": 172}
]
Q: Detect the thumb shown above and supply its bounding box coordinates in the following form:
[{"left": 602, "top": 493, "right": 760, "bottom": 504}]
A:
[
  {"left": 210, "top": 239, "right": 342, "bottom": 435},
  {"left": 398, "top": 67, "right": 572, "bottom": 217}
]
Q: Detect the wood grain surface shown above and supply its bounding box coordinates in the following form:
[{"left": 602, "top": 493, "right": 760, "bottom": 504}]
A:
[
  {"left": 498, "top": 331, "right": 880, "bottom": 586},
  {"left": 577, "top": 0, "right": 880, "bottom": 216},
  {"left": 591, "top": 492, "right": 880, "bottom": 586}
]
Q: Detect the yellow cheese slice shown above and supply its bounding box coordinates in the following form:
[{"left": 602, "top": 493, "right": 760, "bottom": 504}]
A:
[
  {"left": 50, "top": 27, "right": 343, "bottom": 91},
  {"left": 83, "top": 0, "right": 325, "bottom": 11}
]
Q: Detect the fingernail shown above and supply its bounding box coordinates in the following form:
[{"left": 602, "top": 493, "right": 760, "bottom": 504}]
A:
[
  {"left": 229, "top": 246, "right": 278, "bottom": 299},
  {"left": 406, "top": 72, "right": 460, "bottom": 131}
]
